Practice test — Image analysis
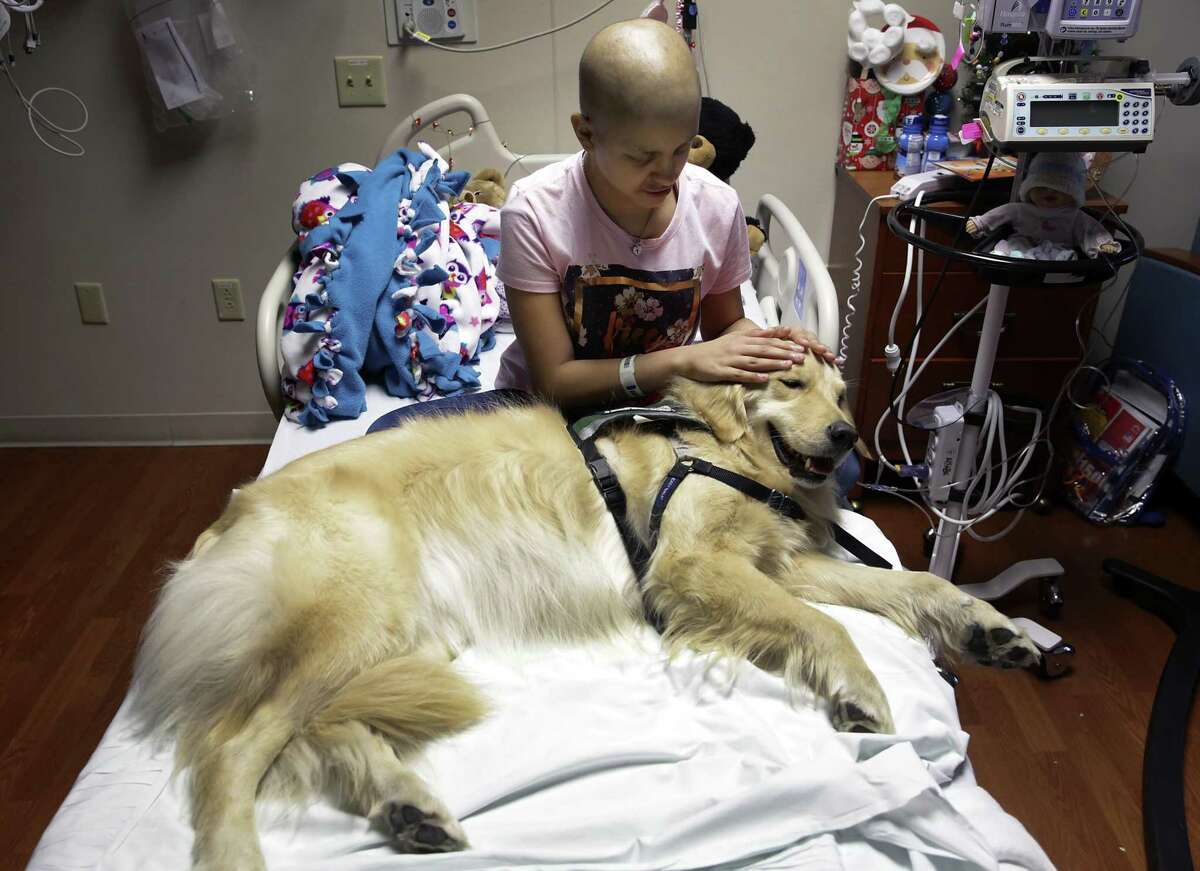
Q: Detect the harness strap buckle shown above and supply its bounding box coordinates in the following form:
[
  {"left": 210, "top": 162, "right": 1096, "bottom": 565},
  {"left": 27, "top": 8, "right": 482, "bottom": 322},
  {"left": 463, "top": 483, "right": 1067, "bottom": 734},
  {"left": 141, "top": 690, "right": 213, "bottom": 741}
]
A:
[{"left": 587, "top": 456, "right": 626, "bottom": 510}]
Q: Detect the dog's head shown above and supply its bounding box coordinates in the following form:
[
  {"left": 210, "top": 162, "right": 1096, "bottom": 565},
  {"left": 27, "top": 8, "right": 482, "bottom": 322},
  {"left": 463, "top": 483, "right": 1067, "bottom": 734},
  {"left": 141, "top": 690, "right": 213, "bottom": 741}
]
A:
[{"left": 669, "top": 362, "right": 856, "bottom": 490}]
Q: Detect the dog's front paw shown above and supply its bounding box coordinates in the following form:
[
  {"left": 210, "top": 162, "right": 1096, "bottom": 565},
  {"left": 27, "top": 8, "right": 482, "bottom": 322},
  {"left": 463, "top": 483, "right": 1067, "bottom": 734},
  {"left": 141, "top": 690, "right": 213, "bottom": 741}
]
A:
[
  {"left": 380, "top": 800, "right": 468, "bottom": 854},
  {"left": 963, "top": 620, "right": 1040, "bottom": 669}
]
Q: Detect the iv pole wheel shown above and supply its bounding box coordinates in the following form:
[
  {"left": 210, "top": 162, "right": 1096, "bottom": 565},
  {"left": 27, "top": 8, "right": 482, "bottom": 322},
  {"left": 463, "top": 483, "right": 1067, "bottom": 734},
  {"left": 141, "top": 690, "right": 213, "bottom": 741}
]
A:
[
  {"left": 1039, "top": 576, "right": 1065, "bottom": 619},
  {"left": 1036, "top": 641, "right": 1075, "bottom": 680}
]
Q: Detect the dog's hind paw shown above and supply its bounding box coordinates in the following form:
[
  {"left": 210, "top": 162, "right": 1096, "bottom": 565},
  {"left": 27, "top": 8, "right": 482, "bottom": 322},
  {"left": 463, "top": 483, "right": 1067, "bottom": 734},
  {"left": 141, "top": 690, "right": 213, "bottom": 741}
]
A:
[
  {"left": 382, "top": 800, "right": 468, "bottom": 854},
  {"left": 964, "top": 621, "right": 1040, "bottom": 669},
  {"left": 831, "top": 689, "right": 895, "bottom": 734}
]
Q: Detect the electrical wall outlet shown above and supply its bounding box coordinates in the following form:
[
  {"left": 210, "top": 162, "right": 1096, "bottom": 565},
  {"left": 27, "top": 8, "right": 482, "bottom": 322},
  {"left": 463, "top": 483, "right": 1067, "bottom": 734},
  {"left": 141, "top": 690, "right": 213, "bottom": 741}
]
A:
[
  {"left": 212, "top": 278, "right": 244, "bottom": 321},
  {"left": 75, "top": 282, "right": 109, "bottom": 324},
  {"left": 335, "top": 55, "right": 387, "bottom": 107},
  {"left": 393, "top": 0, "right": 478, "bottom": 45}
]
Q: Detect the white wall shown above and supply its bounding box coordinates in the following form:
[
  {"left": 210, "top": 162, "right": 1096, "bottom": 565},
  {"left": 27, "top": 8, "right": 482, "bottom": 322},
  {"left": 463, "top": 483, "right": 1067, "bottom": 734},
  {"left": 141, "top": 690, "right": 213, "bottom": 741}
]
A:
[{"left": 3, "top": 0, "right": 1195, "bottom": 442}]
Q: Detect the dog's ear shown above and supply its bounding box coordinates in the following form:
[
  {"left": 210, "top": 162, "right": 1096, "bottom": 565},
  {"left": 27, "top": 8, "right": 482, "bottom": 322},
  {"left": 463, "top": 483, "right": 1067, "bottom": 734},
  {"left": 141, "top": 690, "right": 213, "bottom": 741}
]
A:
[{"left": 673, "top": 381, "right": 749, "bottom": 443}]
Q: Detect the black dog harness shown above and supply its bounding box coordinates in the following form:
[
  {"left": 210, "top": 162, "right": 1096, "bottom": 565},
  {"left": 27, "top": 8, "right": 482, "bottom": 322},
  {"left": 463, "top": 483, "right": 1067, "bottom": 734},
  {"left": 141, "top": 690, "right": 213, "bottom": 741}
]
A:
[{"left": 568, "top": 404, "right": 893, "bottom": 630}]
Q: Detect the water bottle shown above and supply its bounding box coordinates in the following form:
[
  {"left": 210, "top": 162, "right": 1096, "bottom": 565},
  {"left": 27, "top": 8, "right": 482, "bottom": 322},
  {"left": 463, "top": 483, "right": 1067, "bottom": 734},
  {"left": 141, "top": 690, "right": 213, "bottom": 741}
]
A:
[
  {"left": 896, "top": 115, "right": 925, "bottom": 177},
  {"left": 921, "top": 114, "right": 950, "bottom": 172}
]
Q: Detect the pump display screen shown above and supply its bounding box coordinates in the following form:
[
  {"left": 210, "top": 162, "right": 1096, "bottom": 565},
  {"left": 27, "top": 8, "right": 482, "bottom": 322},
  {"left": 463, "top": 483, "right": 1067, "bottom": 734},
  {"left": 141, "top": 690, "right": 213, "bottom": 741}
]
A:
[{"left": 1029, "top": 99, "right": 1119, "bottom": 127}]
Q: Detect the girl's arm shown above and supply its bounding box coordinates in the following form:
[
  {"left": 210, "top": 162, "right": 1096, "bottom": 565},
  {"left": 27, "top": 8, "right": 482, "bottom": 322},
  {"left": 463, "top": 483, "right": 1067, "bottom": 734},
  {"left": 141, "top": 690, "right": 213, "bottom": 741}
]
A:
[{"left": 507, "top": 286, "right": 807, "bottom": 411}]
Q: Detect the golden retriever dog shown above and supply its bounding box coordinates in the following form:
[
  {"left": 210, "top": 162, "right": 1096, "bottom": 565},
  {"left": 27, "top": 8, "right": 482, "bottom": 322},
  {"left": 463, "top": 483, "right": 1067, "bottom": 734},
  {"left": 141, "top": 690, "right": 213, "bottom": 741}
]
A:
[{"left": 132, "top": 361, "right": 1039, "bottom": 870}]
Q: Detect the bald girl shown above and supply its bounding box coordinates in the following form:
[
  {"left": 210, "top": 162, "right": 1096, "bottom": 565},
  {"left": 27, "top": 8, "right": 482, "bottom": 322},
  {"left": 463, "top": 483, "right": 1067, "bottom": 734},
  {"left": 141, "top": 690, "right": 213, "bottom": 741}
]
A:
[
  {"left": 569, "top": 19, "right": 701, "bottom": 235},
  {"left": 496, "top": 18, "right": 835, "bottom": 412}
]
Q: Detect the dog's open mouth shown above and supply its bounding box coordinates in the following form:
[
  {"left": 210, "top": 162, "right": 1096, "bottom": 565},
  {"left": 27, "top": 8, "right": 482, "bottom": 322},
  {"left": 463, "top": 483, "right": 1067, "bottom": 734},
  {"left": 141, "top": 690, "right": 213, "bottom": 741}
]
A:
[{"left": 770, "top": 424, "right": 837, "bottom": 483}]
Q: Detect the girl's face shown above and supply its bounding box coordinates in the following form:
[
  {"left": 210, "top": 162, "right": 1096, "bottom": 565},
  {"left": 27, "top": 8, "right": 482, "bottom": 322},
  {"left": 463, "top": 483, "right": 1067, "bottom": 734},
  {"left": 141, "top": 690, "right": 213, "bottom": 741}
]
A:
[{"left": 574, "top": 113, "right": 698, "bottom": 212}]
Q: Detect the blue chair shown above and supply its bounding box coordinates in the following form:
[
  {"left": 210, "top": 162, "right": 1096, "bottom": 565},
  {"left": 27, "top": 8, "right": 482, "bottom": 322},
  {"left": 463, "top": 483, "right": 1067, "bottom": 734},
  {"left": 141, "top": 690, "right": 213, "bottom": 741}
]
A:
[
  {"left": 1112, "top": 247, "right": 1200, "bottom": 497},
  {"left": 1105, "top": 241, "right": 1200, "bottom": 871}
]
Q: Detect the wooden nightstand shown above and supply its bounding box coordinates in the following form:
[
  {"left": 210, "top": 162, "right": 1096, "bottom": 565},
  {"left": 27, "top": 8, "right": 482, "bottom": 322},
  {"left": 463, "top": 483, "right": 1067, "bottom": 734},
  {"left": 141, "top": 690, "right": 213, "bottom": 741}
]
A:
[{"left": 827, "top": 165, "right": 1127, "bottom": 453}]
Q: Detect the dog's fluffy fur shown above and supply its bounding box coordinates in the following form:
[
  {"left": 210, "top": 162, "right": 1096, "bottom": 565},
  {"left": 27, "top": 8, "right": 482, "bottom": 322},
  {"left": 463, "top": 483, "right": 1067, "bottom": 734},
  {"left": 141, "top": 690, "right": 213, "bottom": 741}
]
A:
[{"left": 131, "top": 363, "right": 1039, "bottom": 870}]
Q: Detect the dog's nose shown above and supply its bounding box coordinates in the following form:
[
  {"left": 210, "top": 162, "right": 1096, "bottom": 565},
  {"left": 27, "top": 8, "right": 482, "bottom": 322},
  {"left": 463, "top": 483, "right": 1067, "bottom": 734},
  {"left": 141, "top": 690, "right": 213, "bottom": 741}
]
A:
[{"left": 826, "top": 421, "right": 857, "bottom": 451}]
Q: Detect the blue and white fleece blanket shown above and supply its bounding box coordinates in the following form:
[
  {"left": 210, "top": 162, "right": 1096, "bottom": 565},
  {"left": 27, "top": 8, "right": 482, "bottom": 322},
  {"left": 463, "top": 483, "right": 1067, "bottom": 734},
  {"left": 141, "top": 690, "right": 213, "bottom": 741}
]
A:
[{"left": 281, "top": 143, "right": 503, "bottom": 427}]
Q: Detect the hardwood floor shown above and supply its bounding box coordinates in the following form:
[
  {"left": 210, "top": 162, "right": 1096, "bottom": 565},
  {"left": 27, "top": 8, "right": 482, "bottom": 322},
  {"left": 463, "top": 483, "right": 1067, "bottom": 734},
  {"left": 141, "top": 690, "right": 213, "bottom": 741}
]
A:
[
  {"left": 1, "top": 447, "right": 268, "bottom": 870},
  {"left": 2, "top": 445, "right": 1196, "bottom": 870},
  {"left": 864, "top": 485, "right": 1200, "bottom": 870}
]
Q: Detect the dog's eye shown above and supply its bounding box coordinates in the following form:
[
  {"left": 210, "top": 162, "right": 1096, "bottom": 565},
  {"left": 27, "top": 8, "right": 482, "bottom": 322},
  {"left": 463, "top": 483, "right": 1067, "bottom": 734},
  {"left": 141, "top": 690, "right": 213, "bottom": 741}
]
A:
[
  {"left": 837, "top": 391, "right": 847, "bottom": 406},
  {"left": 781, "top": 380, "right": 807, "bottom": 391}
]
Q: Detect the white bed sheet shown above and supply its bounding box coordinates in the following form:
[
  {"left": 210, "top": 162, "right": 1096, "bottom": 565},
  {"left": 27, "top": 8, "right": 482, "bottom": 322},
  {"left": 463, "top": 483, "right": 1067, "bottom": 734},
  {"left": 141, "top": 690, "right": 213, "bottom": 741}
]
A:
[{"left": 28, "top": 294, "right": 1055, "bottom": 871}]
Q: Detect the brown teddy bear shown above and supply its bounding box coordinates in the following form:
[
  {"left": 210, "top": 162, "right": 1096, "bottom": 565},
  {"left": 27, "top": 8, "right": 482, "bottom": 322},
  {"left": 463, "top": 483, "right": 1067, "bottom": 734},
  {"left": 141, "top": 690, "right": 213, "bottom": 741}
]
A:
[
  {"left": 687, "top": 133, "right": 718, "bottom": 174},
  {"left": 453, "top": 168, "right": 507, "bottom": 208}
]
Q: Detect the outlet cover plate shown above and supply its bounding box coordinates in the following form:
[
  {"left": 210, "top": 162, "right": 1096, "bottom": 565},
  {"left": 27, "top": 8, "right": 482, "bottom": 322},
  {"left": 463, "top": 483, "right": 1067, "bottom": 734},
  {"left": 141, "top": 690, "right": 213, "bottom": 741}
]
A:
[
  {"left": 75, "top": 282, "right": 109, "bottom": 324},
  {"left": 335, "top": 55, "right": 387, "bottom": 107},
  {"left": 212, "top": 278, "right": 245, "bottom": 321}
]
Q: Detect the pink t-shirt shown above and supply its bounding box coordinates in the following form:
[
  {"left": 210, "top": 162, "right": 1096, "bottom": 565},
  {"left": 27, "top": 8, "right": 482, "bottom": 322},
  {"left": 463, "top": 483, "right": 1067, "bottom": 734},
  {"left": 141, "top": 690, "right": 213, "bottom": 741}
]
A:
[{"left": 496, "top": 151, "right": 751, "bottom": 389}]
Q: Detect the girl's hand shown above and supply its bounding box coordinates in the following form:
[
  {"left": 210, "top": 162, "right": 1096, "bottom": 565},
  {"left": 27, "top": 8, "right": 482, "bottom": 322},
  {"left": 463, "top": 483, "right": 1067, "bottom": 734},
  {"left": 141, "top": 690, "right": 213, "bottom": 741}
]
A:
[
  {"left": 749, "top": 326, "right": 838, "bottom": 365},
  {"left": 677, "top": 332, "right": 807, "bottom": 384}
]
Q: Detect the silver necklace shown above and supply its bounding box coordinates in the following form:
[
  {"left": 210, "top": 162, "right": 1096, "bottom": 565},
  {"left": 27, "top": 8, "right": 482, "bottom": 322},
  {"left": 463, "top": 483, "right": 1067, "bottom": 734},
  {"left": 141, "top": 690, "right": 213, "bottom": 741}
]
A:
[{"left": 630, "top": 206, "right": 656, "bottom": 256}]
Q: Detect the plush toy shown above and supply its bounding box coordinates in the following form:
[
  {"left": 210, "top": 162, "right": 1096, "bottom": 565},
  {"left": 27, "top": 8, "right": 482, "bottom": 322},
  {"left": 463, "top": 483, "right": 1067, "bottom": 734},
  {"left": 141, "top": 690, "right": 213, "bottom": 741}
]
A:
[
  {"left": 924, "top": 63, "right": 957, "bottom": 119},
  {"left": 690, "top": 97, "right": 756, "bottom": 184},
  {"left": 453, "top": 168, "right": 507, "bottom": 208},
  {"left": 688, "top": 132, "right": 717, "bottom": 174},
  {"left": 966, "top": 152, "right": 1120, "bottom": 259},
  {"left": 687, "top": 97, "right": 762, "bottom": 256},
  {"left": 746, "top": 217, "right": 765, "bottom": 257}
]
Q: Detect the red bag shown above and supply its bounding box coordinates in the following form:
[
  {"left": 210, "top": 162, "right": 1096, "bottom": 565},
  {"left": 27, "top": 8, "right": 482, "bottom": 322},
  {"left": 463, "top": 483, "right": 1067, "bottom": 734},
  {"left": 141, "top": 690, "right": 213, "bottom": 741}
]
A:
[{"left": 836, "top": 75, "right": 923, "bottom": 171}]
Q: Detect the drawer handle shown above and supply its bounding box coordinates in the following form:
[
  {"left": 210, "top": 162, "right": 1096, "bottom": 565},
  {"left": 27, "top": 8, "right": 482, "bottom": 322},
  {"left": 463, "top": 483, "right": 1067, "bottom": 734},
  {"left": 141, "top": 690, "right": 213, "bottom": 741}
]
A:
[
  {"left": 941, "top": 380, "right": 1005, "bottom": 390},
  {"left": 973, "top": 327, "right": 1007, "bottom": 337}
]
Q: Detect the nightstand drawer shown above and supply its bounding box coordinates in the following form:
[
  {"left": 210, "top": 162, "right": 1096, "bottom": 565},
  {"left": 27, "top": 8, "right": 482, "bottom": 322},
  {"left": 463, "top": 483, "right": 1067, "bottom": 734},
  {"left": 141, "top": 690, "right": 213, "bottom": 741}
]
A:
[
  {"left": 866, "top": 276, "right": 1099, "bottom": 360},
  {"left": 879, "top": 218, "right": 977, "bottom": 276}
]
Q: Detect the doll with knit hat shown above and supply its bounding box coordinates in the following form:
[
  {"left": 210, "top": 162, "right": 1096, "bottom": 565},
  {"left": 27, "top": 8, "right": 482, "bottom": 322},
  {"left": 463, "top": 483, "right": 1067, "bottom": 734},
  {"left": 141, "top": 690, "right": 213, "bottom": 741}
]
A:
[{"left": 965, "top": 151, "right": 1119, "bottom": 259}]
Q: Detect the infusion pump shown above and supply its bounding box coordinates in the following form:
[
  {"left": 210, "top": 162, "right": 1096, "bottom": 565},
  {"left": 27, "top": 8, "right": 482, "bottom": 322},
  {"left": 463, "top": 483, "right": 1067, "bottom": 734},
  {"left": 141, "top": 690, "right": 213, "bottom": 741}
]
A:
[{"left": 982, "top": 71, "right": 1154, "bottom": 150}]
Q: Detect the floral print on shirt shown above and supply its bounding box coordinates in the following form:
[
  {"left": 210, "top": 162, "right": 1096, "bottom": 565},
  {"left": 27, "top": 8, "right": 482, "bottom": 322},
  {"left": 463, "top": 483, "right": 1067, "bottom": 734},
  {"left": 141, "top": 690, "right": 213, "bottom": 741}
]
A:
[{"left": 562, "top": 263, "right": 703, "bottom": 359}]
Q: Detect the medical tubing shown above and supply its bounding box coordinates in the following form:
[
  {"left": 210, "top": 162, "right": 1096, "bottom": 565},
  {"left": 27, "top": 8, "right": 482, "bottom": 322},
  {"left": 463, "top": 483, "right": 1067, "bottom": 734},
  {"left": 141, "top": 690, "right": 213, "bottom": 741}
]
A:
[
  {"left": 1, "top": 60, "right": 87, "bottom": 156},
  {"left": 884, "top": 152, "right": 996, "bottom": 424},
  {"left": 872, "top": 295, "right": 988, "bottom": 478},
  {"left": 873, "top": 151, "right": 1052, "bottom": 539},
  {"left": 861, "top": 481, "right": 936, "bottom": 529},
  {"left": 841, "top": 194, "right": 892, "bottom": 362},
  {"left": 894, "top": 194, "right": 927, "bottom": 473},
  {"left": 928, "top": 400, "right": 1042, "bottom": 533},
  {"left": 888, "top": 191, "right": 924, "bottom": 351}
]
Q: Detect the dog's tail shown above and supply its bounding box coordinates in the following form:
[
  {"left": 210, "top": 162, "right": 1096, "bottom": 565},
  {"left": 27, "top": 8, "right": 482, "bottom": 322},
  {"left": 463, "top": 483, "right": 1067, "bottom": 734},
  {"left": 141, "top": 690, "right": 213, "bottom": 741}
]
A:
[
  {"left": 130, "top": 508, "right": 286, "bottom": 750},
  {"left": 313, "top": 656, "right": 487, "bottom": 743},
  {"left": 261, "top": 656, "right": 489, "bottom": 799}
]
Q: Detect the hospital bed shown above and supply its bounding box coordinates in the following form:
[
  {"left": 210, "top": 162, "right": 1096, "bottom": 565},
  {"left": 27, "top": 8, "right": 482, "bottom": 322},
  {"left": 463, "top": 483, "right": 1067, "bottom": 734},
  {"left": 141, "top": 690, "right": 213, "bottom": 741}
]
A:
[{"left": 26, "top": 95, "right": 1054, "bottom": 871}]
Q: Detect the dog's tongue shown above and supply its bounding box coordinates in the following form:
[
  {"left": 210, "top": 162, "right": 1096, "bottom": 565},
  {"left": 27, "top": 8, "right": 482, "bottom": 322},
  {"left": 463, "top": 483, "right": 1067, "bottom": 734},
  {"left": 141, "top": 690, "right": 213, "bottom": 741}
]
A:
[{"left": 805, "top": 456, "right": 836, "bottom": 476}]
